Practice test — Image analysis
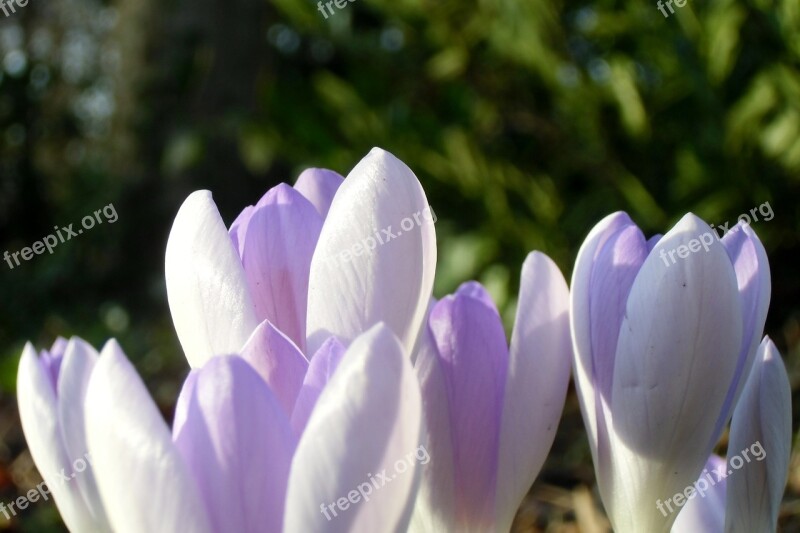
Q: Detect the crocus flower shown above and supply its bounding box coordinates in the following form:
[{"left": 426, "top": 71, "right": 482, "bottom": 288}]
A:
[
  {"left": 17, "top": 337, "right": 111, "bottom": 532},
  {"left": 165, "top": 147, "right": 437, "bottom": 367},
  {"left": 571, "top": 212, "right": 770, "bottom": 532},
  {"left": 723, "top": 337, "right": 791, "bottom": 531},
  {"left": 20, "top": 324, "right": 422, "bottom": 532},
  {"left": 672, "top": 337, "right": 792, "bottom": 532},
  {"left": 410, "top": 252, "right": 572, "bottom": 532}
]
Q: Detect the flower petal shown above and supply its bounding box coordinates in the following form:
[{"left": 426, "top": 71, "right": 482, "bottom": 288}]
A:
[
  {"left": 495, "top": 252, "right": 572, "bottom": 530},
  {"left": 57, "top": 338, "right": 110, "bottom": 529},
  {"left": 240, "top": 320, "right": 309, "bottom": 419},
  {"left": 409, "top": 304, "right": 457, "bottom": 533},
  {"left": 306, "top": 148, "right": 437, "bottom": 356},
  {"left": 426, "top": 282, "right": 508, "bottom": 528},
  {"left": 242, "top": 185, "right": 323, "bottom": 352},
  {"left": 165, "top": 190, "right": 259, "bottom": 367},
  {"left": 85, "top": 340, "right": 212, "bottom": 533},
  {"left": 294, "top": 167, "right": 345, "bottom": 218},
  {"left": 724, "top": 338, "right": 791, "bottom": 532},
  {"left": 671, "top": 456, "right": 727, "bottom": 533},
  {"left": 17, "top": 343, "right": 98, "bottom": 532},
  {"left": 174, "top": 355, "right": 296, "bottom": 533},
  {"left": 608, "top": 213, "right": 743, "bottom": 532},
  {"left": 570, "top": 211, "right": 637, "bottom": 460},
  {"left": 710, "top": 223, "right": 771, "bottom": 445},
  {"left": 290, "top": 336, "right": 346, "bottom": 435},
  {"left": 229, "top": 205, "right": 254, "bottom": 256},
  {"left": 284, "top": 324, "right": 423, "bottom": 533}
]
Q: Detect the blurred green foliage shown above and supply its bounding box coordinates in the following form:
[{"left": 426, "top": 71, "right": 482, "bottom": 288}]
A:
[{"left": 1, "top": 0, "right": 799, "bottom": 529}]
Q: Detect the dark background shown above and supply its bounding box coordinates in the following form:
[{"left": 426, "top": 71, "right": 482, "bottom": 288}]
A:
[{"left": 0, "top": 0, "right": 798, "bottom": 530}]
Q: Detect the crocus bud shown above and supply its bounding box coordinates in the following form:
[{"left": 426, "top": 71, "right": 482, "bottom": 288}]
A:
[
  {"left": 724, "top": 337, "right": 791, "bottom": 531},
  {"left": 17, "top": 337, "right": 112, "bottom": 532},
  {"left": 411, "top": 252, "right": 572, "bottom": 532},
  {"left": 571, "top": 212, "right": 770, "bottom": 532}
]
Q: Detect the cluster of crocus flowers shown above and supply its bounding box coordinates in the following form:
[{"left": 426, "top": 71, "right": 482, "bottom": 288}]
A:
[{"left": 15, "top": 148, "right": 792, "bottom": 533}]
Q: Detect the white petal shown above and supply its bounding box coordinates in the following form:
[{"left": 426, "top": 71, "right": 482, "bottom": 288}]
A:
[
  {"left": 724, "top": 338, "right": 791, "bottom": 532},
  {"left": 165, "top": 190, "right": 259, "bottom": 367},
  {"left": 608, "top": 213, "right": 743, "bottom": 532},
  {"left": 17, "top": 343, "right": 98, "bottom": 532},
  {"left": 671, "top": 456, "right": 727, "bottom": 533},
  {"left": 57, "top": 338, "right": 111, "bottom": 530},
  {"left": 409, "top": 302, "right": 457, "bottom": 533},
  {"left": 306, "top": 148, "right": 437, "bottom": 355},
  {"left": 85, "top": 340, "right": 212, "bottom": 533},
  {"left": 495, "top": 252, "right": 572, "bottom": 530},
  {"left": 284, "top": 324, "right": 423, "bottom": 533}
]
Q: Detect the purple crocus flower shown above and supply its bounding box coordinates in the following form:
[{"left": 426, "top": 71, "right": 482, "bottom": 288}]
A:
[
  {"left": 165, "top": 147, "right": 437, "bottom": 367},
  {"left": 571, "top": 212, "right": 771, "bottom": 532},
  {"left": 410, "top": 252, "right": 572, "bottom": 531},
  {"left": 672, "top": 337, "right": 792, "bottom": 532},
  {"left": 19, "top": 325, "right": 422, "bottom": 532}
]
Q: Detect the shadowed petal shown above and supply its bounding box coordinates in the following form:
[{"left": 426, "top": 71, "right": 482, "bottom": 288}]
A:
[
  {"left": 495, "top": 252, "right": 572, "bottom": 530},
  {"left": 174, "top": 356, "right": 296, "bottom": 533},
  {"left": 240, "top": 320, "right": 309, "bottom": 419},
  {"left": 724, "top": 338, "right": 791, "bottom": 532},
  {"left": 710, "top": 223, "right": 771, "bottom": 445},
  {"left": 294, "top": 168, "right": 345, "bottom": 218},
  {"left": 85, "top": 340, "right": 212, "bottom": 533},
  {"left": 306, "top": 148, "right": 436, "bottom": 356},
  {"left": 570, "top": 211, "right": 636, "bottom": 462},
  {"left": 166, "top": 190, "right": 259, "bottom": 368},
  {"left": 284, "top": 324, "right": 422, "bottom": 533},
  {"left": 589, "top": 224, "right": 648, "bottom": 401},
  {"left": 290, "top": 337, "right": 346, "bottom": 435}
]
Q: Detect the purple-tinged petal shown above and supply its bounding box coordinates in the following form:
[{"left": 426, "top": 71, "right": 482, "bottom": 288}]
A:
[
  {"left": 165, "top": 190, "right": 259, "bottom": 368},
  {"left": 608, "top": 213, "right": 743, "bottom": 532},
  {"left": 428, "top": 282, "right": 508, "bottom": 528},
  {"left": 570, "top": 211, "right": 637, "bottom": 461},
  {"left": 240, "top": 320, "right": 309, "bottom": 419},
  {"left": 174, "top": 355, "right": 296, "bottom": 533},
  {"left": 85, "top": 340, "right": 212, "bottom": 533},
  {"left": 724, "top": 338, "right": 791, "bottom": 532},
  {"left": 18, "top": 343, "right": 100, "bottom": 532},
  {"left": 290, "top": 337, "right": 346, "bottom": 435},
  {"left": 242, "top": 184, "right": 323, "bottom": 352},
  {"left": 647, "top": 233, "right": 662, "bottom": 252},
  {"left": 229, "top": 205, "right": 254, "bottom": 256},
  {"left": 36, "top": 336, "right": 69, "bottom": 392},
  {"left": 294, "top": 168, "right": 345, "bottom": 218},
  {"left": 284, "top": 324, "right": 422, "bottom": 533},
  {"left": 710, "top": 223, "right": 771, "bottom": 446},
  {"left": 672, "top": 456, "right": 727, "bottom": 533},
  {"left": 495, "top": 252, "right": 572, "bottom": 530},
  {"left": 589, "top": 224, "right": 648, "bottom": 401},
  {"left": 306, "top": 148, "right": 436, "bottom": 356}
]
